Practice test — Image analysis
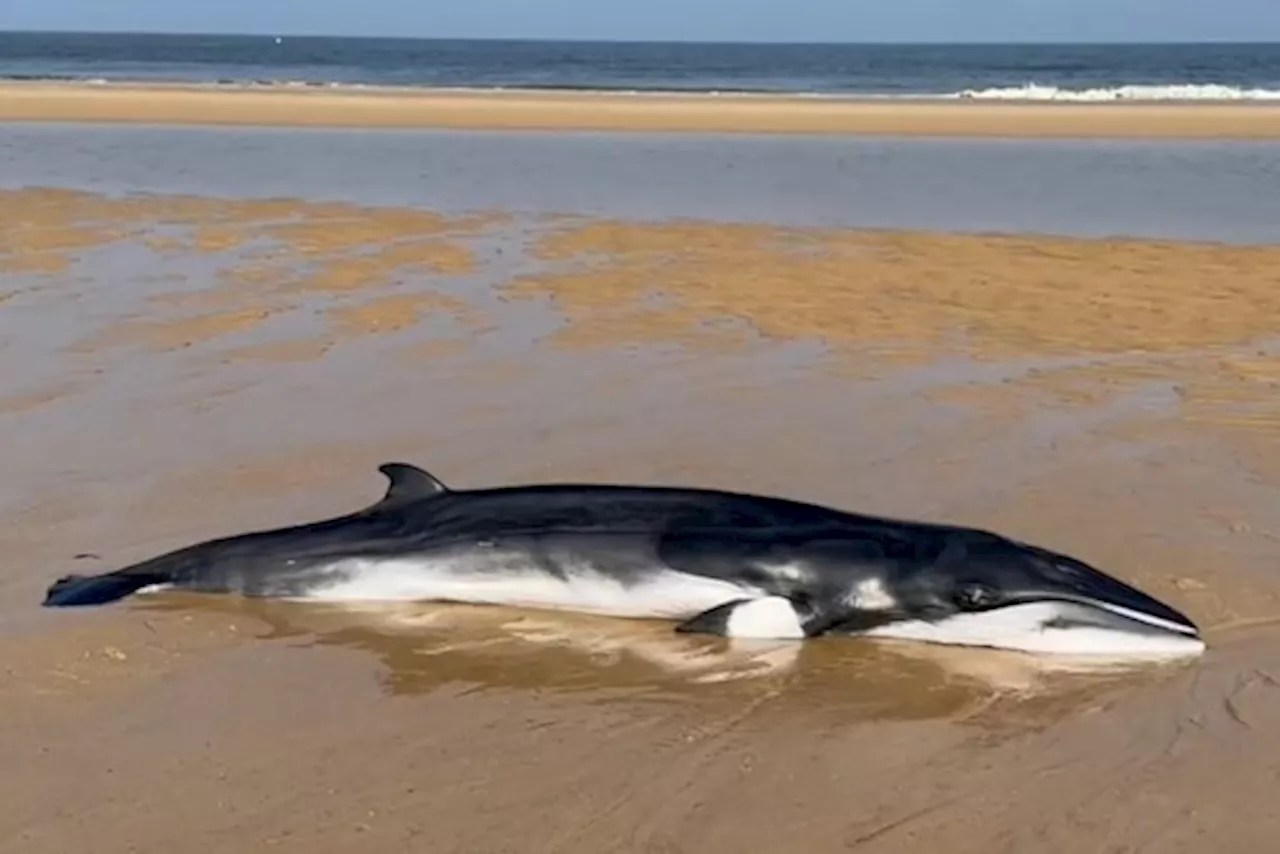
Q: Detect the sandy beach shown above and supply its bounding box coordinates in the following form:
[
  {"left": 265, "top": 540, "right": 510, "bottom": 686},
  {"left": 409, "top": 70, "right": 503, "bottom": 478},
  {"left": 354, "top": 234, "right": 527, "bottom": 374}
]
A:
[
  {"left": 5, "top": 80, "right": 1280, "bottom": 138},
  {"left": 4, "top": 118, "right": 1280, "bottom": 853}
]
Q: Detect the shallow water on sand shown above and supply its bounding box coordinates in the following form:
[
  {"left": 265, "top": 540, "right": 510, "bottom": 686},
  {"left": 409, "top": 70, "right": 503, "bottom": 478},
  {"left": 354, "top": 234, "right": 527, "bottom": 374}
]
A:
[
  {"left": 3, "top": 123, "right": 1280, "bottom": 241},
  {"left": 4, "top": 157, "right": 1280, "bottom": 851}
]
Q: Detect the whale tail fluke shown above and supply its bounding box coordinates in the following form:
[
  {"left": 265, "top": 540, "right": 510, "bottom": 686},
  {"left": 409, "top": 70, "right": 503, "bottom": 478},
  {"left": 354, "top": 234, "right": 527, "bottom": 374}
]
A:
[{"left": 42, "top": 571, "right": 170, "bottom": 607}]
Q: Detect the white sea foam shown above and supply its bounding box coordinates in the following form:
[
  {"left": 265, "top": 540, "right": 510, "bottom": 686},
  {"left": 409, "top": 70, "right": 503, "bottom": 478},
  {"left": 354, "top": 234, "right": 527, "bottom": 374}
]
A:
[{"left": 952, "top": 82, "right": 1280, "bottom": 102}]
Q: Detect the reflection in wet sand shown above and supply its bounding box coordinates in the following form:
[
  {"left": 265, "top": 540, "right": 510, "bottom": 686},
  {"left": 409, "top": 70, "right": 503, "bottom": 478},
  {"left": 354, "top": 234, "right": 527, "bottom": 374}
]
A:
[{"left": 133, "top": 593, "right": 1180, "bottom": 727}]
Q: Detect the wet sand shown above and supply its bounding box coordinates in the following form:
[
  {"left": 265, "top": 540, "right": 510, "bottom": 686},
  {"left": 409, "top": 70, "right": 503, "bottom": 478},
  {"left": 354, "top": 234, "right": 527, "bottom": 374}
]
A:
[
  {"left": 5, "top": 181, "right": 1280, "bottom": 852},
  {"left": 5, "top": 81, "right": 1280, "bottom": 139}
]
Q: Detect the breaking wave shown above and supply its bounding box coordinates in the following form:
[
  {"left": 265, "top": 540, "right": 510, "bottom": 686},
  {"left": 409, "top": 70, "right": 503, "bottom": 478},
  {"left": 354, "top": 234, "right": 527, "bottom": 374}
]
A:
[{"left": 954, "top": 83, "right": 1280, "bottom": 102}]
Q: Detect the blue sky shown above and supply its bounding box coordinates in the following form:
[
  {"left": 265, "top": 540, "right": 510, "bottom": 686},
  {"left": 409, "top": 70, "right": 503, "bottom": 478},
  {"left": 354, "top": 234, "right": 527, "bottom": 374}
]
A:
[{"left": 3, "top": 0, "right": 1278, "bottom": 43}]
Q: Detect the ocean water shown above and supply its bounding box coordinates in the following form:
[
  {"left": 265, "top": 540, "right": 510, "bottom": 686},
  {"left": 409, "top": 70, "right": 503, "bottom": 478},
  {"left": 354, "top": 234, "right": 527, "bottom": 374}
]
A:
[
  {"left": 2, "top": 32, "right": 1280, "bottom": 101},
  {"left": 3, "top": 123, "right": 1279, "bottom": 243}
]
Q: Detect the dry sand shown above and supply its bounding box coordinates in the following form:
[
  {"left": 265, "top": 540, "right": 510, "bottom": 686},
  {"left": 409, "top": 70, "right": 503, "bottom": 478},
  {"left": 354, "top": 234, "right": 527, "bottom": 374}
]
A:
[
  {"left": 4, "top": 187, "right": 1280, "bottom": 852},
  {"left": 4, "top": 81, "right": 1280, "bottom": 138}
]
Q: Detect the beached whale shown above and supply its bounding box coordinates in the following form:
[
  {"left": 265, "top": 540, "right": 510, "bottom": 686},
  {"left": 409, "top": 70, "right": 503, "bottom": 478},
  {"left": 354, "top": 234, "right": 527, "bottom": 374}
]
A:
[{"left": 43, "top": 462, "right": 1204, "bottom": 657}]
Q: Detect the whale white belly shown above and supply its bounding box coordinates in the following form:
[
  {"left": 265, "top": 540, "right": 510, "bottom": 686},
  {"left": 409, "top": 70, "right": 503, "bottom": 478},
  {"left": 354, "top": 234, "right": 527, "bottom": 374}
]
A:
[{"left": 295, "top": 556, "right": 764, "bottom": 620}]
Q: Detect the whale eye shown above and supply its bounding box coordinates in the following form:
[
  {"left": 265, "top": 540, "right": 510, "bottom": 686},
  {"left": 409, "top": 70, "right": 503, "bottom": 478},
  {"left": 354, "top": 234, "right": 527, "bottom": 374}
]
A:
[{"left": 955, "top": 583, "right": 996, "bottom": 611}]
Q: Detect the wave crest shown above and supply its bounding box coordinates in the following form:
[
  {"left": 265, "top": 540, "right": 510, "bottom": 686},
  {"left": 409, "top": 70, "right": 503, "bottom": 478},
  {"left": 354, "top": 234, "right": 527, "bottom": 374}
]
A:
[{"left": 956, "top": 83, "right": 1280, "bottom": 102}]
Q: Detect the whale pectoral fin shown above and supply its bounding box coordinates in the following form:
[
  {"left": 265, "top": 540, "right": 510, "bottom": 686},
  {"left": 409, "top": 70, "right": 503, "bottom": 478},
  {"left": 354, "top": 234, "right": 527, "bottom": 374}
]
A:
[
  {"left": 373, "top": 462, "right": 449, "bottom": 508},
  {"left": 676, "top": 598, "right": 908, "bottom": 640},
  {"left": 676, "top": 596, "right": 811, "bottom": 640}
]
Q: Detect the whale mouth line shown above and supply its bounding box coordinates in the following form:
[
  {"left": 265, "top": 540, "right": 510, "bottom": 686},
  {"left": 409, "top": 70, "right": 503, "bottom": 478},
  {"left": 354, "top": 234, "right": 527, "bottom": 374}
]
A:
[
  {"left": 852, "top": 597, "right": 1204, "bottom": 658},
  {"left": 1065, "top": 598, "right": 1200, "bottom": 637}
]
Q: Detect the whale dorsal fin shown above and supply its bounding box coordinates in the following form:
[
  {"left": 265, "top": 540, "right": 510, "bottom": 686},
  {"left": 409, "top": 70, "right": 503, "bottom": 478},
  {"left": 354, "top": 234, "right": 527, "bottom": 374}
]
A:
[{"left": 374, "top": 462, "right": 449, "bottom": 507}]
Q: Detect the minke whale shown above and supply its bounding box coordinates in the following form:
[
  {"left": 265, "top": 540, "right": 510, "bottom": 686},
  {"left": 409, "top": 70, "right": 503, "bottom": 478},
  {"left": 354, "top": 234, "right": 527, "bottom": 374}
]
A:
[{"left": 43, "top": 463, "right": 1205, "bottom": 658}]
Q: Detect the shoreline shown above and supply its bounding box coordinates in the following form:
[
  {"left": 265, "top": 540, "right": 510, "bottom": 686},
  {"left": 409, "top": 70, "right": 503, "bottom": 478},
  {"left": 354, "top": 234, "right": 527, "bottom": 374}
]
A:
[{"left": 4, "top": 81, "right": 1280, "bottom": 138}]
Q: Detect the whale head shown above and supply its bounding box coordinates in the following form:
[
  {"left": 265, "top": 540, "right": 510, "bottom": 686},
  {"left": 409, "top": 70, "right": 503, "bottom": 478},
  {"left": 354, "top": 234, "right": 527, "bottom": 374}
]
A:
[{"left": 841, "top": 535, "right": 1204, "bottom": 659}]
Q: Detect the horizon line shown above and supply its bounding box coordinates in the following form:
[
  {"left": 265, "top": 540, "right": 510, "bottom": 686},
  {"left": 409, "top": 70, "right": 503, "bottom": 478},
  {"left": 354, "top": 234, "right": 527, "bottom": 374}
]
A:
[{"left": 3, "top": 29, "right": 1280, "bottom": 47}]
